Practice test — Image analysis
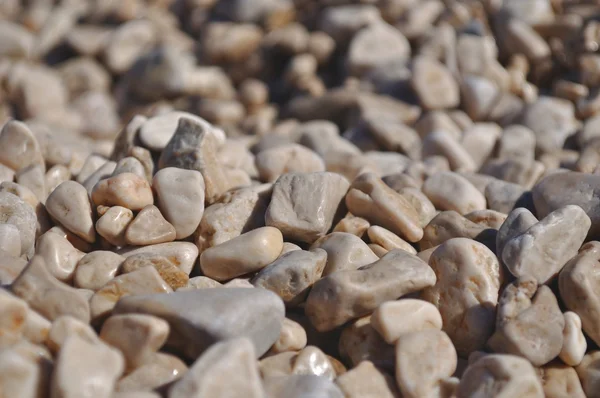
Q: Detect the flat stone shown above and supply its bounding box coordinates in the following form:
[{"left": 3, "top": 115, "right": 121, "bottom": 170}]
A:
[
  {"left": 252, "top": 248, "right": 327, "bottom": 306},
  {"left": 305, "top": 249, "right": 435, "bottom": 331},
  {"left": 153, "top": 167, "right": 205, "bottom": 240},
  {"left": 422, "top": 238, "right": 501, "bottom": 357},
  {"left": 266, "top": 172, "right": 349, "bottom": 243},
  {"left": 113, "top": 288, "right": 285, "bottom": 359},
  {"left": 92, "top": 172, "right": 154, "bottom": 211},
  {"left": 46, "top": 181, "right": 96, "bottom": 244},
  {"left": 311, "top": 232, "right": 379, "bottom": 276},
  {"left": 120, "top": 242, "right": 199, "bottom": 275},
  {"left": 96, "top": 206, "right": 134, "bottom": 247},
  {"left": 74, "top": 251, "right": 124, "bottom": 291},
  {"left": 0, "top": 191, "right": 37, "bottom": 256},
  {"left": 125, "top": 205, "right": 176, "bottom": 246},
  {"left": 371, "top": 299, "right": 443, "bottom": 344}
]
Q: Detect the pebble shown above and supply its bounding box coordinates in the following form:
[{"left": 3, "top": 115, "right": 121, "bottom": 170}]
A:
[
  {"left": 560, "top": 312, "right": 587, "bottom": 367},
  {"left": 0, "top": 191, "right": 37, "bottom": 256},
  {"left": 120, "top": 242, "right": 199, "bottom": 275},
  {"left": 153, "top": 167, "right": 205, "bottom": 240},
  {"left": 200, "top": 226, "right": 283, "bottom": 282},
  {"left": 488, "top": 277, "right": 564, "bottom": 366},
  {"left": 395, "top": 329, "right": 457, "bottom": 398},
  {"left": 339, "top": 316, "right": 395, "bottom": 371},
  {"left": 0, "top": 120, "right": 45, "bottom": 173},
  {"left": 35, "top": 230, "right": 84, "bottom": 283},
  {"left": 116, "top": 352, "right": 187, "bottom": 393},
  {"left": 168, "top": 337, "right": 264, "bottom": 398},
  {"left": 16, "top": 165, "right": 46, "bottom": 204},
  {"left": 46, "top": 315, "right": 97, "bottom": 353},
  {"left": 311, "top": 232, "right": 379, "bottom": 275},
  {"left": 45, "top": 164, "right": 71, "bottom": 195},
  {"left": 266, "top": 172, "right": 349, "bottom": 243},
  {"left": 371, "top": 299, "right": 443, "bottom": 344},
  {"left": 539, "top": 362, "right": 586, "bottom": 398},
  {"left": 268, "top": 318, "right": 307, "bottom": 354},
  {"left": 45, "top": 180, "right": 95, "bottom": 244},
  {"left": 125, "top": 205, "right": 176, "bottom": 246},
  {"left": 422, "top": 238, "right": 501, "bottom": 357},
  {"left": 113, "top": 288, "right": 285, "bottom": 359},
  {"left": 411, "top": 55, "right": 460, "bottom": 110},
  {"left": 484, "top": 179, "right": 527, "bottom": 213},
  {"left": 422, "top": 171, "right": 487, "bottom": 214},
  {"left": 96, "top": 206, "right": 134, "bottom": 247},
  {"left": 0, "top": 348, "right": 49, "bottom": 398},
  {"left": 256, "top": 144, "right": 325, "bottom": 182},
  {"left": 367, "top": 225, "right": 416, "bottom": 254},
  {"left": 398, "top": 187, "right": 437, "bottom": 227},
  {"left": 576, "top": 351, "right": 600, "bottom": 397},
  {"left": 305, "top": 249, "right": 435, "bottom": 332},
  {"left": 0, "top": 223, "right": 21, "bottom": 257},
  {"left": 11, "top": 256, "right": 90, "bottom": 322},
  {"left": 501, "top": 205, "right": 590, "bottom": 284},
  {"left": 92, "top": 172, "right": 154, "bottom": 211},
  {"left": 332, "top": 214, "right": 370, "bottom": 237},
  {"left": 335, "top": 360, "right": 400, "bottom": 398},
  {"left": 121, "top": 254, "right": 189, "bottom": 291},
  {"left": 263, "top": 374, "right": 344, "bottom": 398},
  {"left": 0, "top": 250, "right": 28, "bottom": 285}
]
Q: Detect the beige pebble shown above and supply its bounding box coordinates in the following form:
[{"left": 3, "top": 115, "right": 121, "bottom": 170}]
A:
[
  {"left": 0, "top": 223, "right": 21, "bottom": 257},
  {"left": 411, "top": 55, "right": 460, "bottom": 110},
  {"left": 260, "top": 351, "right": 296, "bottom": 378},
  {"left": 280, "top": 242, "right": 302, "bottom": 255},
  {"left": 115, "top": 352, "right": 187, "bottom": 393},
  {"left": 465, "top": 209, "right": 507, "bottom": 229},
  {"left": 76, "top": 154, "right": 108, "bottom": 184},
  {"left": 335, "top": 360, "right": 400, "bottom": 398},
  {"left": 252, "top": 248, "right": 327, "bottom": 306},
  {"left": 306, "top": 249, "right": 435, "bottom": 332},
  {"left": 576, "top": 351, "right": 600, "bottom": 397},
  {"left": 339, "top": 316, "right": 395, "bottom": 371},
  {"left": 45, "top": 164, "right": 71, "bottom": 195},
  {"left": 395, "top": 329, "right": 457, "bottom": 398},
  {"left": 100, "top": 314, "right": 169, "bottom": 371},
  {"left": 73, "top": 251, "right": 124, "bottom": 291},
  {"left": 153, "top": 167, "right": 205, "bottom": 240},
  {"left": 119, "top": 242, "right": 199, "bottom": 275},
  {"left": 0, "top": 120, "right": 45, "bottom": 173},
  {"left": 488, "top": 277, "right": 564, "bottom": 366},
  {"left": 422, "top": 238, "right": 501, "bottom": 357},
  {"left": 103, "top": 19, "right": 156, "bottom": 74},
  {"left": 539, "top": 362, "right": 586, "bottom": 398},
  {"left": 92, "top": 172, "right": 154, "bottom": 211},
  {"left": 256, "top": 144, "right": 325, "bottom": 182},
  {"left": 46, "top": 315, "right": 98, "bottom": 353},
  {"left": 200, "top": 226, "right": 283, "bottom": 282},
  {"left": 35, "top": 230, "right": 85, "bottom": 282},
  {"left": 268, "top": 318, "right": 307, "bottom": 354},
  {"left": 368, "top": 244, "right": 388, "bottom": 257},
  {"left": 345, "top": 173, "right": 422, "bottom": 243},
  {"left": 421, "top": 210, "right": 493, "bottom": 250},
  {"left": 0, "top": 163, "right": 15, "bottom": 183},
  {"left": 398, "top": 187, "right": 437, "bottom": 227},
  {"left": 121, "top": 254, "right": 189, "bottom": 291},
  {"left": 46, "top": 180, "right": 96, "bottom": 243},
  {"left": 178, "top": 276, "right": 223, "bottom": 291},
  {"left": 422, "top": 171, "right": 487, "bottom": 214},
  {"left": 0, "top": 191, "right": 37, "bottom": 256},
  {"left": 367, "top": 225, "right": 416, "bottom": 254},
  {"left": 332, "top": 214, "right": 370, "bottom": 237},
  {"left": 168, "top": 337, "right": 264, "bottom": 398},
  {"left": 0, "top": 250, "right": 28, "bottom": 285},
  {"left": 311, "top": 232, "right": 378, "bottom": 276},
  {"left": 11, "top": 256, "right": 90, "bottom": 322},
  {"left": 90, "top": 266, "right": 173, "bottom": 320},
  {"left": 371, "top": 299, "right": 443, "bottom": 344},
  {"left": 560, "top": 311, "right": 587, "bottom": 366},
  {"left": 82, "top": 161, "right": 117, "bottom": 195},
  {"left": 502, "top": 205, "right": 590, "bottom": 284},
  {"left": 51, "top": 335, "right": 124, "bottom": 398},
  {"left": 0, "top": 347, "right": 49, "bottom": 398},
  {"left": 421, "top": 131, "right": 477, "bottom": 172},
  {"left": 125, "top": 205, "right": 176, "bottom": 246},
  {"left": 457, "top": 354, "right": 544, "bottom": 398},
  {"left": 293, "top": 346, "right": 336, "bottom": 380},
  {"left": 16, "top": 165, "right": 46, "bottom": 204},
  {"left": 266, "top": 172, "right": 349, "bottom": 243},
  {"left": 0, "top": 290, "right": 28, "bottom": 348},
  {"left": 112, "top": 157, "right": 146, "bottom": 179},
  {"left": 96, "top": 206, "right": 134, "bottom": 247},
  {"left": 22, "top": 307, "right": 51, "bottom": 345},
  {"left": 158, "top": 117, "right": 229, "bottom": 204}
]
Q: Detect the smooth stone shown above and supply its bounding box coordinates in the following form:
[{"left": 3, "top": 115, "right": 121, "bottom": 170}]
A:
[
  {"left": 45, "top": 165, "right": 71, "bottom": 195},
  {"left": 539, "top": 362, "right": 586, "bottom": 398},
  {"left": 484, "top": 179, "right": 527, "bottom": 214},
  {"left": 96, "top": 206, "right": 134, "bottom": 247},
  {"left": 0, "top": 290, "right": 28, "bottom": 348},
  {"left": 90, "top": 266, "right": 173, "bottom": 320},
  {"left": 0, "top": 223, "right": 21, "bottom": 257},
  {"left": 266, "top": 172, "right": 350, "bottom": 243},
  {"left": 74, "top": 251, "right": 124, "bottom": 291},
  {"left": 421, "top": 131, "right": 477, "bottom": 172},
  {"left": 465, "top": 209, "right": 507, "bottom": 230},
  {"left": 252, "top": 248, "right": 327, "bottom": 306},
  {"left": 256, "top": 144, "right": 325, "bottom": 182},
  {"left": 0, "top": 191, "right": 37, "bottom": 256},
  {"left": 178, "top": 276, "right": 222, "bottom": 291},
  {"left": 22, "top": 307, "right": 51, "bottom": 345},
  {"left": 16, "top": 165, "right": 46, "bottom": 204},
  {"left": 421, "top": 238, "right": 501, "bottom": 357},
  {"left": 76, "top": 155, "right": 108, "bottom": 184},
  {"left": 121, "top": 254, "right": 189, "bottom": 291},
  {"left": 0, "top": 347, "right": 50, "bottom": 398},
  {"left": 335, "top": 361, "right": 400, "bottom": 398},
  {"left": 82, "top": 161, "right": 117, "bottom": 196},
  {"left": 113, "top": 288, "right": 285, "bottom": 359},
  {"left": 311, "top": 232, "right": 379, "bottom": 276},
  {"left": 333, "top": 214, "right": 370, "bottom": 237},
  {"left": 0, "top": 250, "right": 28, "bottom": 285},
  {"left": 200, "top": 226, "right": 283, "bottom": 282},
  {"left": 411, "top": 55, "right": 459, "bottom": 110},
  {"left": 560, "top": 311, "right": 586, "bottom": 366},
  {"left": 92, "top": 172, "right": 154, "bottom": 211},
  {"left": 367, "top": 225, "right": 416, "bottom": 254},
  {"left": 46, "top": 315, "right": 98, "bottom": 353},
  {"left": 153, "top": 167, "right": 205, "bottom": 240},
  {"left": 119, "top": 242, "right": 199, "bottom": 275},
  {"left": 111, "top": 157, "right": 146, "bottom": 179},
  {"left": 422, "top": 172, "right": 486, "bottom": 215},
  {"left": 11, "top": 256, "right": 90, "bottom": 322},
  {"left": 576, "top": 351, "right": 600, "bottom": 397},
  {"left": 35, "top": 231, "right": 84, "bottom": 283},
  {"left": 305, "top": 249, "right": 436, "bottom": 332},
  {"left": 115, "top": 352, "right": 187, "bottom": 393},
  {"left": 496, "top": 207, "right": 538, "bottom": 262},
  {"left": 398, "top": 187, "right": 436, "bottom": 227},
  {"left": 339, "top": 316, "right": 395, "bottom": 371},
  {"left": 268, "top": 318, "right": 308, "bottom": 355},
  {"left": 262, "top": 375, "right": 344, "bottom": 398},
  {"left": 168, "top": 338, "right": 264, "bottom": 398},
  {"left": 125, "top": 205, "right": 176, "bottom": 246},
  {"left": 0, "top": 120, "right": 45, "bottom": 173},
  {"left": 46, "top": 180, "right": 96, "bottom": 244},
  {"left": 371, "top": 299, "right": 443, "bottom": 344},
  {"left": 420, "top": 211, "right": 493, "bottom": 251}
]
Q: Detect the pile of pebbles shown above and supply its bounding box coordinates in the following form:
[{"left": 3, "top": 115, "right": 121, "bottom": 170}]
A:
[{"left": 4, "top": 0, "right": 600, "bottom": 397}]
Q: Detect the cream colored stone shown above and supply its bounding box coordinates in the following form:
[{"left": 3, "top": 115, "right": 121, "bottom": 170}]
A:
[
  {"left": 76, "top": 155, "right": 107, "bottom": 184},
  {"left": 121, "top": 254, "right": 189, "bottom": 291},
  {"left": 51, "top": 335, "right": 124, "bottom": 398},
  {"left": 457, "top": 354, "right": 544, "bottom": 398},
  {"left": 100, "top": 314, "right": 169, "bottom": 371},
  {"left": 92, "top": 172, "right": 153, "bottom": 211},
  {"left": 263, "top": 374, "right": 344, "bottom": 398},
  {"left": 0, "top": 348, "right": 50, "bottom": 398},
  {"left": 46, "top": 180, "right": 96, "bottom": 243},
  {"left": 0, "top": 181, "right": 51, "bottom": 239},
  {"left": 81, "top": 161, "right": 117, "bottom": 195},
  {"left": 256, "top": 144, "right": 325, "bottom": 182},
  {"left": 280, "top": 242, "right": 301, "bottom": 255},
  {"left": 119, "top": 242, "right": 199, "bottom": 275},
  {"left": 0, "top": 191, "right": 37, "bottom": 256},
  {"left": 90, "top": 266, "right": 173, "bottom": 320},
  {"left": 345, "top": 173, "right": 422, "bottom": 243},
  {"left": 395, "top": 329, "right": 457, "bottom": 398},
  {"left": 153, "top": 167, "right": 205, "bottom": 240},
  {"left": 125, "top": 205, "right": 176, "bottom": 246},
  {"left": 36, "top": 231, "right": 85, "bottom": 283},
  {"left": 168, "top": 338, "right": 264, "bottom": 398},
  {"left": 45, "top": 165, "right": 71, "bottom": 195},
  {"left": 576, "top": 351, "right": 600, "bottom": 397},
  {"left": 0, "top": 250, "right": 28, "bottom": 284},
  {"left": 74, "top": 251, "right": 124, "bottom": 291},
  {"left": 115, "top": 352, "right": 187, "bottom": 393},
  {"left": 293, "top": 346, "right": 336, "bottom": 380},
  {"left": 333, "top": 214, "right": 370, "bottom": 237},
  {"left": 488, "top": 277, "right": 564, "bottom": 366},
  {"left": 422, "top": 131, "right": 477, "bottom": 172},
  {"left": 46, "top": 315, "right": 98, "bottom": 353},
  {"left": 96, "top": 206, "right": 134, "bottom": 247},
  {"left": 22, "top": 307, "right": 51, "bottom": 345},
  {"left": 422, "top": 238, "right": 501, "bottom": 357},
  {"left": 335, "top": 361, "right": 400, "bottom": 398},
  {"left": 0, "top": 120, "right": 45, "bottom": 173},
  {"left": 539, "top": 362, "right": 586, "bottom": 398},
  {"left": 339, "top": 316, "right": 395, "bottom": 370},
  {"left": 111, "top": 157, "right": 146, "bottom": 179},
  {"left": 311, "top": 232, "right": 379, "bottom": 276},
  {"left": 259, "top": 351, "right": 295, "bottom": 378},
  {"left": 465, "top": 209, "right": 507, "bottom": 229},
  {"left": 306, "top": 249, "right": 436, "bottom": 331},
  {"left": 0, "top": 289, "right": 28, "bottom": 348},
  {"left": 0, "top": 223, "right": 21, "bottom": 257},
  {"left": 16, "top": 165, "right": 46, "bottom": 204},
  {"left": 11, "top": 256, "right": 90, "bottom": 322},
  {"left": 560, "top": 311, "right": 586, "bottom": 366},
  {"left": 423, "top": 172, "right": 486, "bottom": 214},
  {"left": 269, "top": 318, "right": 307, "bottom": 354},
  {"left": 369, "top": 244, "right": 388, "bottom": 257},
  {"left": 399, "top": 187, "right": 436, "bottom": 227},
  {"left": 178, "top": 276, "right": 222, "bottom": 291},
  {"left": 503, "top": 205, "right": 590, "bottom": 284},
  {"left": 367, "top": 225, "right": 416, "bottom": 254},
  {"left": 200, "top": 226, "right": 283, "bottom": 282},
  {"left": 371, "top": 299, "right": 443, "bottom": 344}
]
